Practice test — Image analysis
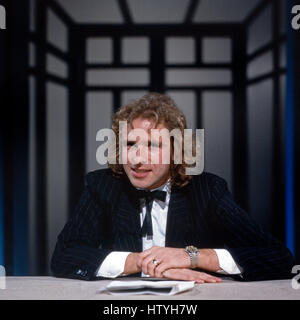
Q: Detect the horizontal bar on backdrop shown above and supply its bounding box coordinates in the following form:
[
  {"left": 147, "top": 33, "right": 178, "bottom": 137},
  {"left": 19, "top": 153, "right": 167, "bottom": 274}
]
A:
[
  {"left": 85, "top": 63, "right": 233, "bottom": 69},
  {"left": 247, "top": 36, "right": 286, "bottom": 62},
  {"left": 247, "top": 68, "right": 286, "bottom": 85}
]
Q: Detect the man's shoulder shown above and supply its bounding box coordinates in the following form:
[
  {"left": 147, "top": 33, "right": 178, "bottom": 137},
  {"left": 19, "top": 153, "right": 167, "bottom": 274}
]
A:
[
  {"left": 86, "top": 167, "right": 115, "bottom": 181},
  {"left": 85, "top": 168, "right": 122, "bottom": 191},
  {"left": 175, "top": 172, "right": 228, "bottom": 211},
  {"left": 190, "top": 171, "right": 227, "bottom": 187},
  {"left": 188, "top": 171, "right": 229, "bottom": 201}
]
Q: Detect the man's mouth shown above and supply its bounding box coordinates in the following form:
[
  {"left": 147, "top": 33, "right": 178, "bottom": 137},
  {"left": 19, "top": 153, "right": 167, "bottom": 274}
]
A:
[{"left": 131, "top": 167, "right": 152, "bottom": 178}]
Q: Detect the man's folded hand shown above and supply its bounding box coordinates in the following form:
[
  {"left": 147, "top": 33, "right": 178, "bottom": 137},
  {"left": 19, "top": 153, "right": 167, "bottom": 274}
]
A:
[
  {"left": 137, "top": 246, "right": 190, "bottom": 277},
  {"left": 162, "top": 268, "right": 222, "bottom": 283}
]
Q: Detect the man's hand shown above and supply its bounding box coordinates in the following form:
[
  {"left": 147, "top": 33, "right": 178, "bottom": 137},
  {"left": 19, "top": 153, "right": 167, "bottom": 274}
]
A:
[
  {"left": 137, "top": 246, "right": 222, "bottom": 278},
  {"left": 123, "top": 252, "right": 142, "bottom": 275},
  {"left": 162, "top": 268, "right": 222, "bottom": 283},
  {"left": 137, "top": 246, "right": 190, "bottom": 277},
  {"left": 123, "top": 247, "right": 222, "bottom": 279}
]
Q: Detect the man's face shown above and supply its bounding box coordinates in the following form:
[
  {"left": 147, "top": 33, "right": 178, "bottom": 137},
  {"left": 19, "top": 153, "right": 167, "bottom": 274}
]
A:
[{"left": 122, "top": 117, "right": 171, "bottom": 190}]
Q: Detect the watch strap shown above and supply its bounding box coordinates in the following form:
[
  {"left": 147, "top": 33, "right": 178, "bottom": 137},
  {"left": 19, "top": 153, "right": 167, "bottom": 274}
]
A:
[{"left": 185, "top": 246, "right": 198, "bottom": 268}]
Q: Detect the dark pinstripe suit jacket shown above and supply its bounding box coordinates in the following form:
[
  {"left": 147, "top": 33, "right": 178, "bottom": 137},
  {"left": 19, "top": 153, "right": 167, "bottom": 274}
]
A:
[{"left": 51, "top": 168, "right": 294, "bottom": 281}]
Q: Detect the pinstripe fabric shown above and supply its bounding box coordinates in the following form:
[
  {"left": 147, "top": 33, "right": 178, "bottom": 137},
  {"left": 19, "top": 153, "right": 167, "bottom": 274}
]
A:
[{"left": 50, "top": 169, "right": 294, "bottom": 281}]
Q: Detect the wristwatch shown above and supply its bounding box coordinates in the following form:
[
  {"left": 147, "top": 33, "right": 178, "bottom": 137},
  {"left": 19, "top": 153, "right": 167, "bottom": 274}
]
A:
[{"left": 185, "top": 245, "right": 198, "bottom": 269}]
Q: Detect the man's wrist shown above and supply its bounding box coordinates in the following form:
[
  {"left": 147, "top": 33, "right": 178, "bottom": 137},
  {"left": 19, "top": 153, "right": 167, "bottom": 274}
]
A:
[
  {"left": 185, "top": 246, "right": 198, "bottom": 268},
  {"left": 197, "top": 249, "right": 221, "bottom": 272},
  {"left": 123, "top": 252, "right": 141, "bottom": 275}
]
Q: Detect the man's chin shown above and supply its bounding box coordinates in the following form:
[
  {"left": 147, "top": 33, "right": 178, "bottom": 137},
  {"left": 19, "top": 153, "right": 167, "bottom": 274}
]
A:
[
  {"left": 127, "top": 173, "right": 153, "bottom": 189},
  {"left": 129, "top": 177, "right": 152, "bottom": 189}
]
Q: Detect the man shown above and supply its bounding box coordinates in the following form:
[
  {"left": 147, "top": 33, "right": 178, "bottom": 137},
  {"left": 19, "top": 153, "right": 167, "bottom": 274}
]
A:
[{"left": 51, "top": 93, "right": 294, "bottom": 282}]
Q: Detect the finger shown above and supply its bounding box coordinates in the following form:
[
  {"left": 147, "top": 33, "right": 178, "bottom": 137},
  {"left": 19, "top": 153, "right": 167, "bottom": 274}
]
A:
[
  {"left": 141, "top": 255, "right": 153, "bottom": 275},
  {"left": 196, "top": 272, "right": 222, "bottom": 283},
  {"left": 154, "top": 263, "right": 167, "bottom": 278},
  {"left": 136, "top": 252, "right": 146, "bottom": 268},
  {"left": 141, "top": 255, "right": 157, "bottom": 275},
  {"left": 140, "top": 246, "right": 160, "bottom": 259},
  {"left": 148, "top": 261, "right": 157, "bottom": 277},
  {"left": 154, "top": 264, "right": 163, "bottom": 278},
  {"left": 149, "top": 257, "right": 165, "bottom": 277},
  {"left": 163, "top": 269, "right": 202, "bottom": 282},
  {"left": 163, "top": 269, "right": 221, "bottom": 284},
  {"left": 139, "top": 248, "right": 153, "bottom": 259},
  {"left": 195, "top": 276, "right": 221, "bottom": 284}
]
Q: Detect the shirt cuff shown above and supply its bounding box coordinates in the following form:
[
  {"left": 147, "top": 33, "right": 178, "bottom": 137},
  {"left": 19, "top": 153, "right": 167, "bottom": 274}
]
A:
[
  {"left": 213, "top": 249, "right": 243, "bottom": 275},
  {"left": 96, "top": 252, "right": 131, "bottom": 278}
]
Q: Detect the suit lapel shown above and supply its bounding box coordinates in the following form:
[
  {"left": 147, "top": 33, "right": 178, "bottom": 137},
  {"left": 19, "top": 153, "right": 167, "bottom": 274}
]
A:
[
  {"left": 165, "top": 180, "right": 214, "bottom": 248},
  {"left": 165, "top": 186, "right": 193, "bottom": 247},
  {"left": 112, "top": 178, "right": 142, "bottom": 252}
]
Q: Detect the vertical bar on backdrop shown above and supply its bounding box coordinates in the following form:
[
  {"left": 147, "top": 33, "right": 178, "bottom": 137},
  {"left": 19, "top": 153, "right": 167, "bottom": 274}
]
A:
[{"left": 285, "top": 0, "right": 295, "bottom": 255}]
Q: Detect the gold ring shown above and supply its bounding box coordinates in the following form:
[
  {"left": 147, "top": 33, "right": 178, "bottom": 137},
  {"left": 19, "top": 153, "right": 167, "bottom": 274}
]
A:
[{"left": 152, "top": 259, "right": 159, "bottom": 266}]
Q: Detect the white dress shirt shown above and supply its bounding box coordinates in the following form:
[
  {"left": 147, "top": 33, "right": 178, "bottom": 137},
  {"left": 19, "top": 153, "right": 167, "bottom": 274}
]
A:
[{"left": 97, "top": 180, "right": 242, "bottom": 278}]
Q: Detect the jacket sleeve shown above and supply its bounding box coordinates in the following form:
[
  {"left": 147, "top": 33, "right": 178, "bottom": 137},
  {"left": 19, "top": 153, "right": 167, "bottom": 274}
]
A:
[
  {"left": 50, "top": 171, "right": 114, "bottom": 280},
  {"left": 207, "top": 174, "right": 295, "bottom": 281}
]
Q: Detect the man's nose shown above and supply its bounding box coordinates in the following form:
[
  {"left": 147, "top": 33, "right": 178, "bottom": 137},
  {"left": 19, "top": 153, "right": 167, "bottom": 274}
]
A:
[
  {"left": 128, "top": 144, "right": 148, "bottom": 165},
  {"left": 135, "top": 145, "right": 148, "bottom": 164}
]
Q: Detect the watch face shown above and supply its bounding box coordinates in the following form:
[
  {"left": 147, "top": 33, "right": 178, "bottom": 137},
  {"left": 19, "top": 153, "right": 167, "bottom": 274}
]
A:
[{"left": 186, "top": 245, "right": 198, "bottom": 253}]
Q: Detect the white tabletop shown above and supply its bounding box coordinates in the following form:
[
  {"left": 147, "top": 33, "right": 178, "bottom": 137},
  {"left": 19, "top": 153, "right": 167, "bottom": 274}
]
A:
[{"left": 0, "top": 277, "right": 299, "bottom": 300}]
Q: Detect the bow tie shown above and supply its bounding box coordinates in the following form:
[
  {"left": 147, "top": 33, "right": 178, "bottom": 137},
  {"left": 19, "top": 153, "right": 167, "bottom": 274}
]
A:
[
  {"left": 137, "top": 189, "right": 167, "bottom": 237},
  {"left": 137, "top": 189, "right": 167, "bottom": 202}
]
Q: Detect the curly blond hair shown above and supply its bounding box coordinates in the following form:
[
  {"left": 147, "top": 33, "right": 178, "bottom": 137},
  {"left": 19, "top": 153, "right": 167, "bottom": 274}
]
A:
[{"left": 109, "top": 92, "right": 192, "bottom": 187}]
